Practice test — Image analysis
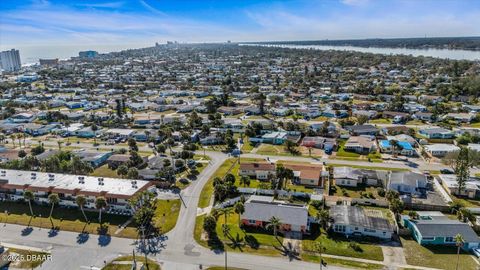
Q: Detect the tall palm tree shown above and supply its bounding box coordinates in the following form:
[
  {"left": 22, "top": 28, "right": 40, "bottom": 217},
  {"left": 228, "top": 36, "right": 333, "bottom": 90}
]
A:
[
  {"left": 16, "top": 134, "right": 22, "bottom": 148},
  {"left": 24, "top": 190, "right": 35, "bottom": 226},
  {"left": 234, "top": 201, "right": 245, "bottom": 226},
  {"left": 48, "top": 193, "right": 60, "bottom": 228},
  {"left": 95, "top": 196, "right": 107, "bottom": 224},
  {"left": 266, "top": 216, "right": 281, "bottom": 239},
  {"left": 57, "top": 141, "right": 63, "bottom": 151},
  {"left": 222, "top": 224, "right": 230, "bottom": 270},
  {"left": 76, "top": 195, "right": 89, "bottom": 224},
  {"left": 455, "top": 234, "right": 464, "bottom": 270}
]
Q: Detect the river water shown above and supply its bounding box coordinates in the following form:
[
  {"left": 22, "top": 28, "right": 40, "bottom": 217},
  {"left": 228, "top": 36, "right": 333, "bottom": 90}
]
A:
[{"left": 241, "top": 44, "right": 480, "bottom": 61}]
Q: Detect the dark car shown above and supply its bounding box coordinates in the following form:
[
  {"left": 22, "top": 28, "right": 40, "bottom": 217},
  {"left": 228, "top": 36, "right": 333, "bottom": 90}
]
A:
[{"left": 440, "top": 169, "right": 454, "bottom": 174}]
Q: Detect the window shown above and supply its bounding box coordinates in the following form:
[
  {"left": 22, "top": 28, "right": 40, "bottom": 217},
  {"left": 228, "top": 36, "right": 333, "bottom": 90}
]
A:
[
  {"left": 248, "top": 219, "right": 256, "bottom": 224},
  {"left": 445, "top": 237, "right": 454, "bottom": 243},
  {"left": 354, "top": 227, "right": 359, "bottom": 231},
  {"left": 364, "top": 228, "right": 376, "bottom": 233},
  {"left": 422, "top": 237, "right": 435, "bottom": 241},
  {"left": 334, "top": 225, "right": 346, "bottom": 232}
]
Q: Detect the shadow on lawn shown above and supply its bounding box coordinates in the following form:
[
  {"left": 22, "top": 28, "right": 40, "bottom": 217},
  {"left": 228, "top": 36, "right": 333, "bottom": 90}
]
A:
[{"left": 48, "top": 227, "right": 59, "bottom": 237}]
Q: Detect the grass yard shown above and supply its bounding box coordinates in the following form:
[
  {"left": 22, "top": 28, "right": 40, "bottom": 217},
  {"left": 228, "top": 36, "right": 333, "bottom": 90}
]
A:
[
  {"left": 302, "top": 227, "right": 384, "bottom": 261},
  {"left": 153, "top": 199, "right": 181, "bottom": 234},
  {"left": 195, "top": 211, "right": 285, "bottom": 257},
  {"left": 102, "top": 255, "right": 160, "bottom": 270},
  {"left": 198, "top": 158, "right": 237, "bottom": 208},
  {"left": 327, "top": 163, "right": 408, "bottom": 171},
  {"left": 241, "top": 139, "right": 255, "bottom": 153},
  {"left": 451, "top": 196, "right": 480, "bottom": 207},
  {"left": 336, "top": 140, "right": 361, "bottom": 158},
  {"left": 90, "top": 165, "right": 120, "bottom": 178},
  {"left": 401, "top": 236, "right": 478, "bottom": 270},
  {"left": 331, "top": 185, "right": 385, "bottom": 200},
  {"left": 405, "top": 120, "right": 424, "bottom": 125},
  {"left": 369, "top": 118, "right": 392, "bottom": 124},
  {"left": 0, "top": 201, "right": 138, "bottom": 238},
  {"left": 4, "top": 248, "right": 50, "bottom": 269},
  {"left": 301, "top": 253, "right": 384, "bottom": 270}
]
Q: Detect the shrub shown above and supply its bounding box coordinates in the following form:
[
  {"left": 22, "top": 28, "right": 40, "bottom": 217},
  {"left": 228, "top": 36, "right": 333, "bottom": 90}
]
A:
[{"left": 377, "top": 188, "right": 386, "bottom": 197}]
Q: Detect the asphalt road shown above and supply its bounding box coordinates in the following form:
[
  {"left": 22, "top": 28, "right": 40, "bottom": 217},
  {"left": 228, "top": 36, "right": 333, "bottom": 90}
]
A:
[{"left": 1, "top": 143, "right": 462, "bottom": 270}]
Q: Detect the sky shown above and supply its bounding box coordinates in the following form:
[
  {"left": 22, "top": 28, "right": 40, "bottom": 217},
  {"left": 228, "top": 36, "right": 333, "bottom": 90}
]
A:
[{"left": 1, "top": 0, "right": 480, "bottom": 62}]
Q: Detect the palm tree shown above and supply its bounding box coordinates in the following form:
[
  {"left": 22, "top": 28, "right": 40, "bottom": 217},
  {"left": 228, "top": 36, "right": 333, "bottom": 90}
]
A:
[
  {"left": 222, "top": 224, "right": 230, "bottom": 270},
  {"left": 317, "top": 209, "right": 330, "bottom": 230},
  {"left": 24, "top": 190, "right": 35, "bottom": 226},
  {"left": 234, "top": 201, "right": 245, "bottom": 226},
  {"left": 239, "top": 176, "right": 250, "bottom": 187},
  {"left": 10, "top": 134, "right": 16, "bottom": 148},
  {"left": 48, "top": 193, "right": 60, "bottom": 228},
  {"left": 266, "top": 216, "right": 281, "bottom": 239},
  {"left": 57, "top": 141, "right": 63, "bottom": 151},
  {"left": 455, "top": 234, "right": 464, "bottom": 270},
  {"left": 76, "top": 195, "right": 89, "bottom": 224},
  {"left": 95, "top": 196, "right": 107, "bottom": 224},
  {"left": 16, "top": 134, "right": 22, "bottom": 148}
]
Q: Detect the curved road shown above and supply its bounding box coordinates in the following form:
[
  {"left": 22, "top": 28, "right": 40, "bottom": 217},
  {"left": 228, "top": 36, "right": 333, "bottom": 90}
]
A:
[{"left": 1, "top": 150, "right": 447, "bottom": 270}]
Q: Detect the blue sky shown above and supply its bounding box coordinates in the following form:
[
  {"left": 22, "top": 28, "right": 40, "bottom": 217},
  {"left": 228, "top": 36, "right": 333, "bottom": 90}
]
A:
[{"left": 1, "top": 0, "right": 480, "bottom": 50}]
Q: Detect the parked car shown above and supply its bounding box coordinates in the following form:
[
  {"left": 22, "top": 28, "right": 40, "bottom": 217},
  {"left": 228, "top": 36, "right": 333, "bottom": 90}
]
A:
[
  {"left": 473, "top": 248, "right": 480, "bottom": 258},
  {"left": 440, "top": 169, "right": 454, "bottom": 174}
]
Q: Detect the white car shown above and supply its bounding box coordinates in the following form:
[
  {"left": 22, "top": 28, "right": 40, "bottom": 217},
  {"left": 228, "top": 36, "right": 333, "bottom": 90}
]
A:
[{"left": 472, "top": 248, "right": 480, "bottom": 257}]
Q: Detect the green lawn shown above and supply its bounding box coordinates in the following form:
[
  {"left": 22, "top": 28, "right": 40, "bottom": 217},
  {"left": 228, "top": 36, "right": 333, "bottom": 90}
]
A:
[
  {"left": 0, "top": 201, "right": 138, "bottom": 238},
  {"left": 153, "top": 199, "right": 181, "bottom": 234},
  {"left": 0, "top": 199, "right": 179, "bottom": 238},
  {"left": 195, "top": 212, "right": 285, "bottom": 257},
  {"left": 102, "top": 255, "right": 160, "bottom": 270},
  {"left": 369, "top": 118, "right": 392, "bottom": 124},
  {"left": 331, "top": 185, "right": 385, "bottom": 200},
  {"left": 241, "top": 139, "right": 255, "bottom": 153},
  {"left": 336, "top": 140, "right": 360, "bottom": 158},
  {"left": 90, "top": 165, "right": 120, "bottom": 178},
  {"left": 302, "top": 228, "right": 384, "bottom": 261},
  {"left": 327, "top": 163, "right": 408, "bottom": 171},
  {"left": 5, "top": 248, "right": 50, "bottom": 269},
  {"left": 451, "top": 196, "right": 480, "bottom": 207},
  {"left": 301, "top": 253, "right": 384, "bottom": 270},
  {"left": 401, "top": 236, "right": 478, "bottom": 270},
  {"left": 405, "top": 120, "right": 424, "bottom": 125},
  {"left": 198, "top": 158, "right": 237, "bottom": 208}
]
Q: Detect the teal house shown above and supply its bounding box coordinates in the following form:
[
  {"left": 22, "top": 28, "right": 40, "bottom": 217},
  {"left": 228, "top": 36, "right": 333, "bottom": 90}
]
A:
[{"left": 402, "top": 212, "right": 480, "bottom": 251}]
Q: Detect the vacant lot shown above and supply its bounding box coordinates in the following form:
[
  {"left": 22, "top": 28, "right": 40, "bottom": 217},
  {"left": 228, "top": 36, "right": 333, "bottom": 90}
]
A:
[{"left": 401, "top": 236, "right": 478, "bottom": 270}]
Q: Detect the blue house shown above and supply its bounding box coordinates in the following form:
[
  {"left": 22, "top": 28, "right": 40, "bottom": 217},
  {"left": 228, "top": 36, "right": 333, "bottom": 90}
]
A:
[
  {"left": 66, "top": 101, "right": 84, "bottom": 109},
  {"left": 402, "top": 212, "right": 480, "bottom": 251}
]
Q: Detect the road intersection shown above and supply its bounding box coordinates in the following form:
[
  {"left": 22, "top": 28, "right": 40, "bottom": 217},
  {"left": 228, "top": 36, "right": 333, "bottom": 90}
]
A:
[{"left": 0, "top": 149, "right": 458, "bottom": 270}]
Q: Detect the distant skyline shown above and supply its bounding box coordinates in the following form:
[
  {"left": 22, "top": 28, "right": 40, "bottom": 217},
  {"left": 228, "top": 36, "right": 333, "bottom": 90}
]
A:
[{"left": 1, "top": 0, "right": 480, "bottom": 62}]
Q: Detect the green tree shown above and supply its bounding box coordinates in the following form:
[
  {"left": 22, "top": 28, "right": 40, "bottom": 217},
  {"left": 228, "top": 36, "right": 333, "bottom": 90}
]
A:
[
  {"left": 23, "top": 190, "right": 35, "bottom": 226},
  {"left": 95, "top": 196, "right": 107, "bottom": 224},
  {"left": 117, "top": 165, "right": 128, "bottom": 178},
  {"left": 455, "top": 234, "right": 464, "bottom": 270},
  {"left": 76, "top": 195, "right": 89, "bottom": 225},
  {"left": 127, "top": 167, "right": 139, "bottom": 179},
  {"left": 266, "top": 216, "right": 281, "bottom": 239},
  {"left": 48, "top": 193, "right": 60, "bottom": 228},
  {"left": 316, "top": 209, "right": 330, "bottom": 230},
  {"left": 239, "top": 175, "right": 250, "bottom": 187},
  {"left": 234, "top": 201, "right": 245, "bottom": 226}
]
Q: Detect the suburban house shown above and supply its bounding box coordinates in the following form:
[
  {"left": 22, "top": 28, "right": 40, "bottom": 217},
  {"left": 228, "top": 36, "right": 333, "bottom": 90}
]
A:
[
  {"left": 301, "top": 136, "right": 337, "bottom": 152},
  {"left": 346, "top": 125, "right": 379, "bottom": 136},
  {"left": 283, "top": 163, "right": 327, "bottom": 187},
  {"left": 106, "top": 154, "right": 131, "bottom": 169},
  {"left": 418, "top": 128, "right": 455, "bottom": 139},
  {"left": 402, "top": 212, "right": 480, "bottom": 251},
  {"left": 333, "top": 167, "right": 388, "bottom": 187},
  {"left": 239, "top": 162, "right": 276, "bottom": 180},
  {"left": 250, "top": 131, "right": 301, "bottom": 145},
  {"left": 0, "top": 169, "right": 152, "bottom": 213},
  {"left": 343, "top": 136, "right": 376, "bottom": 154},
  {"left": 438, "top": 174, "right": 480, "bottom": 199},
  {"left": 241, "top": 195, "right": 309, "bottom": 234},
  {"left": 7, "top": 113, "right": 36, "bottom": 123},
  {"left": 329, "top": 205, "right": 393, "bottom": 240},
  {"left": 378, "top": 140, "right": 416, "bottom": 156},
  {"left": 424, "top": 144, "right": 460, "bottom": 157},
  {"left": 388, "top": 171, "right": 427, "bottom": 197},
  {"left": 72, "top": 150, "right": 113, "bottom": 168}
]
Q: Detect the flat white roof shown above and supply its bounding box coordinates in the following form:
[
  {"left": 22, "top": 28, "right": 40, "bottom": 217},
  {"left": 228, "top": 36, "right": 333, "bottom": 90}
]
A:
[{"left": 0, "top": 169, "right": 150, "bottom": 198}]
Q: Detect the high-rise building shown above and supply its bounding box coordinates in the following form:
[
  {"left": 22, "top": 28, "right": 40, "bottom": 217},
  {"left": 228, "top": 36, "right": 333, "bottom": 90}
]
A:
[
  {"left": 39, "top": 58, "right": 59, "bottom": 66},
  {"left": 0, "top": 49, "right": 21, "bottom": 72},
  {"left": 78, "top": 50, "right": 98, "bottom": 58}
]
